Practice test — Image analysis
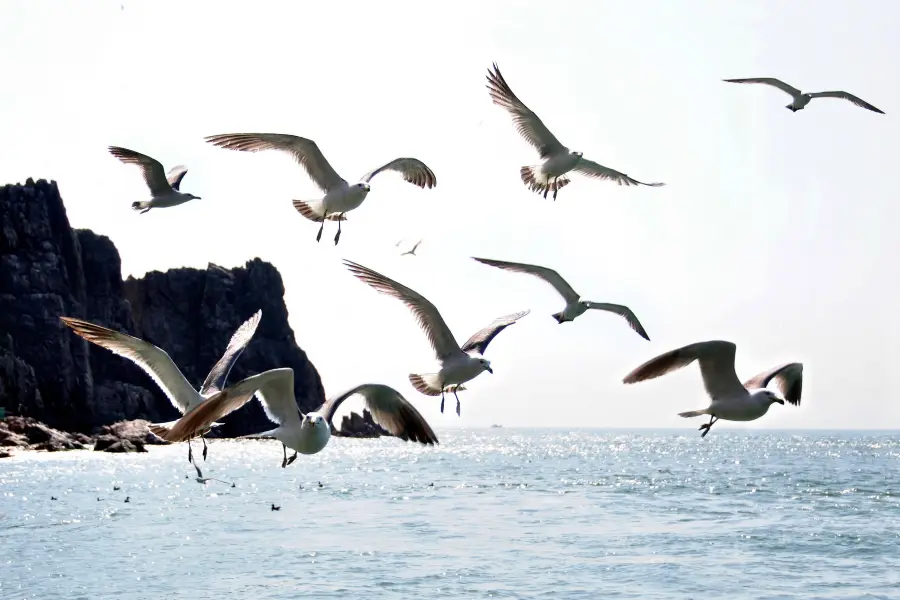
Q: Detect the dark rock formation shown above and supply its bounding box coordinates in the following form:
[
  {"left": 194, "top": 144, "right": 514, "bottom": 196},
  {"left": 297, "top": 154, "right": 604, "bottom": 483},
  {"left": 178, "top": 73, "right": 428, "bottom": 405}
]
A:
[
  {"left": 0, "top": 178, "right": 333, "bottom": 438},
  {"left": 0, "top": 416, "right": 87, "bottom": 451},
  {"left": 332, "top": 409, "right": 392, "bottom": 438}
]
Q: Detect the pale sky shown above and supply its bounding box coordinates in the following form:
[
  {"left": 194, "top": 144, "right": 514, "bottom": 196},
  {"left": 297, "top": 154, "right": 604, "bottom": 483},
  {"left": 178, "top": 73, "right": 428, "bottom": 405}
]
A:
[{"left": 1, "top": 0, "right": 898, "bottom": 430}]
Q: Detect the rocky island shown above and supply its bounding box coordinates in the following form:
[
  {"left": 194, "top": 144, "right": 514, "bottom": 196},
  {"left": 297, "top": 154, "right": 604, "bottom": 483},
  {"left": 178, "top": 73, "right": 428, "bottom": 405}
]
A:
[{"left": 0, "top": 178, "right": 389, "bottom": 454}]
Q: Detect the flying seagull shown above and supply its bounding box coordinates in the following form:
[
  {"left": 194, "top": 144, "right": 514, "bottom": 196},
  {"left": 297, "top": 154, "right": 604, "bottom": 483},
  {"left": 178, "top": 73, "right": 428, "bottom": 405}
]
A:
[
  {"left": 59, "top": 311, "right": 262, "bottom": 473},
  {"left": 471, "top": 257, "right": 649, "bottom": 339},
  {"left": 343, "top": 259, "right": 529, "bottom": 416},
  {"left": 158, "top": 375, "right": 438, "bottom": 468},
  {"left": 108, "top": 146, "right": 201, "bottom": 213},
  {"left": 399, "top": 239, "right": 423, "bottom": 257},
  {"left": 622, "top": 340, "right": 802, "bottom": 437},
  {"left": 485, "top": 63, "right": 664, "bottom": 201},
  {"left": 723, "top": 78, "right": 884, "bottom": 114},
  {"left": 204, "top": 133, "right": 437, "bottom": 245}
]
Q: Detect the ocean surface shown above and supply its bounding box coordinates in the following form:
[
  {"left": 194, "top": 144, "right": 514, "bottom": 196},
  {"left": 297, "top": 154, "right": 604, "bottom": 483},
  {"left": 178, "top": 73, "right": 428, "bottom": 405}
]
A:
[{"left": 1, "top": 428, "right": 898, "bottom": 599}]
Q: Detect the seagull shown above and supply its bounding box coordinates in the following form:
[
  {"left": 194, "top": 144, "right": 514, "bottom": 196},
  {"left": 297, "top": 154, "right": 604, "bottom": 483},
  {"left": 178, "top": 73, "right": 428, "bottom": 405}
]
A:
[
  {"left": 59, "top": 310, "right": 262, "bottom": 474},
  {"left": 399, "top": 239, "right": 423, "bottom": 257},
  {"left": 485, "top": 63, "right": 664, "bottom": 201},
  {"left": 622, "top": 340, "right": 803, "bottom": 437},
  {"left": 204, "top": 133, "right": 437, "bottom": 245},
  {"left": 271, "top": 503, "right": 280, "bottom": 511},
  {"left": 157, "top": 375, "right": 439, "bottom": 469},
  {"left": 723, "top": 78, "right": 885, "bottom": 114},
  {"left": 343, "top": 259, "right": 529, "bottom": 415},
  {"left": 471, "top": 257, "right": 649, "bottom": 339},
  {"left": 108, "top": 146, "right": 201, "bottom": 213}
]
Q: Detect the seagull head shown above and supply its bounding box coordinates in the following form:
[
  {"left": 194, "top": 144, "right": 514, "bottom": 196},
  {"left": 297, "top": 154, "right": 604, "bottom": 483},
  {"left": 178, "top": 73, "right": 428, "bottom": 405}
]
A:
[
  {"left": 302, "top": 413, "right": 328, "bottom": 429},
  {"left": 356, "top": 183, "right": 371, "bottom": 193},
  {"left": 756, "top": 390, "right": 784, "bottom": 405},
  {"left": 571, "top": 151, "right": 584, "bottom": 158},
  {"left": 479, "top": 358, "right": 493, "bottom": 374}
]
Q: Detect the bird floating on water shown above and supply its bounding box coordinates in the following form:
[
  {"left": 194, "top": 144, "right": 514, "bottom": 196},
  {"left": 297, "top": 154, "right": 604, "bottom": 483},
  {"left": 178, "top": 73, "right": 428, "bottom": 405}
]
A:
[
  {"left": 485, "top": 63, "right": 664, "bottom": 201},
  {"left": 158, "top": 376, "right": 438, "bottom": 469},
  {"left": 723, "top": 77, "right": 884, "bottom": 114},
  {"left": 204, "top": 133, "right": 436, "bottom": 245},
  {"left": 108, "top": 146, "right": 200, "bottom": 213},
  {"left": 471, "top": 257, "right": 650, "bottom": 339},
  {"left": 622, "top": 340, "right": 803, "bottom": 437},
  {"left": 59, "top": 311, "right": 263, "bottom": 476},
  {"left": 343, "top": 259, "right": 529, "bottom": 415}
]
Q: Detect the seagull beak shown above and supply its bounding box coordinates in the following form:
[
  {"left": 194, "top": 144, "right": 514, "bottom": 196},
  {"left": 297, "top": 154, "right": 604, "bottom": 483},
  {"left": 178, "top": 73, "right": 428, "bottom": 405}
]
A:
[
  {"left": 485, "top": 366, "right": 494, "bottom": 374},
  {"left": 774, "top": 399, "right": 784, "bottom": 405}
]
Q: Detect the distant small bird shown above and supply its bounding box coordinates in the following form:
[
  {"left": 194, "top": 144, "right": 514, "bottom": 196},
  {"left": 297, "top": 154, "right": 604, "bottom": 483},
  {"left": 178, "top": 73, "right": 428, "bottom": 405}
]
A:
[
  {"left": 622, "top": 340, "right": 803, "bottom": 437},
  {"left": 158, "top": 378, "right": 439, "bottom": 469},
  {"left": 317, "top": 482, "right": 323, "bottom": 488},
  {"left": 204, "top": 133, "right": 437, "bottom": 245},
  {"left": 50, "top": 496, "right": 57, "bottom": 501},
  {"left": 124, "top": 497, "right": 130, "bottom": 503},
  {"left": 195, "top": 476, "right": 234, "bottom": 486},
  {"left": 723, "top": 77, "right": 884, "bottom": 114},
  {"left": 471, "top": 257, "right": 649, "bottom": 339},
  {"left": 112, "top": 486, "right": 120, "bottom": 491},
  {"left": 398, "top": 239, "right": 423, "bottom": 257},
  {"left": 108, "top": 146, "right": 201, "bottom": 213},
  {"left": 343, "top": 259, "right": 529, "bottom": 415},
  {"left": 271, "top": 503, "right": 280, "bottom": 511},
  {"left": 485, "top": 63, "right": 664, "bottom": 201},
  {"left": 60, "top": 311, "right": 263, "bottom": 475}
]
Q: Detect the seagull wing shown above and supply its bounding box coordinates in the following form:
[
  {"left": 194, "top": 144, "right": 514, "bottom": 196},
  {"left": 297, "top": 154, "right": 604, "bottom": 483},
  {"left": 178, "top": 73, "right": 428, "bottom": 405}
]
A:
[
  {"left": 583, "top": 302, "right": 650, "bottom": 340},
  {"left": 360, "top": 158, "right": 437, "bottom": 189},
  {"left": 199, "top": 310, "right": 263, "bottom": 397},
  {"left": 573, "top": 159, "right": 665, "bottom": 187},
  {"left": 161, "top": 368, "right": 299, "bottom": 443},
  {"left": 807, "top": 91, "right": 885, "bottom": 114},
  {"left": 622, "top": 340, "right": 745, "bottom": 401},
  {"left": 204, "top": 133, "right": 347, "bottom": 193},
  {"left": 318, "top": 383, "right": 438, "bottom": 445},
  {"left": 108, "top": 146, "right": 173, "bottom": 196},
  {"left": 485, "top": 62, "right": 566, "bottom": 158},
  {"left": 343, "top": 259, "right": 462, "bottom": 360},
  {"left": 471, "top": 257, "right": 580, "bottom": 303},
  {"left": 742, "top": 362, "right": 803, "bottom": 406},
  {"left": 723, "top": 77, "right": 802, "bottom": 98},
  {"left": 460, "top": 310, "right": 530, "bottom": 356},
  {"left": 60, "top": 317, "right": 200, "bottom": 413},
  {"left": 166, "top": 165, "right": 189, "bottom": 191}
]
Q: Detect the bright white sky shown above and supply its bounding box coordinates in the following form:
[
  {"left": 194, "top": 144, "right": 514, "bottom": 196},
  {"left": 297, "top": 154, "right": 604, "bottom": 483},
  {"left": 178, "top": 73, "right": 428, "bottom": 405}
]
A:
[{"left": 1, "top": 0, "right": 898, "bottom": 430}]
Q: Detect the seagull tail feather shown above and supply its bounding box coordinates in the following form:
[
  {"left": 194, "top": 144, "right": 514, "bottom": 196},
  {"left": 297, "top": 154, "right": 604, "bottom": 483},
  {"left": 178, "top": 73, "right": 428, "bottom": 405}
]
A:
[
  {"left": 551, "top": 311, "right": 565, "bottom": 324},
  {"left": 149, "top": 420, "right": 219, "bottom": 441},
  {"left": 408, "top": 373, "right": 443, "bottom": 397},
  {"left": 677, "top": 409, "right": 710, "bottom": 418},
  {"left": 520, "top": 166, "right": 571, "bottom": 196},
  {"left": 292, "top": 199, "right": 347, "bottom": 222},
  {"left": 131, "top": 201, "right": 151, "bottom": 212}
]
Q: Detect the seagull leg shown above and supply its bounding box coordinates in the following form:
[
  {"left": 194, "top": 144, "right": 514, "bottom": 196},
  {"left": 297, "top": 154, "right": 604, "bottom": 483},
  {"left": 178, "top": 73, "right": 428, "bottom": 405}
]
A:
[
  {"left": 543, "top": 184, "right": 549, "bottom": 200},
  {"left": 201, "top": 435, "right": 208, "bottom": 462},
  {"left": 333, "top": 216, "right": 343, "bottom": 245},
  {"left": 187, "top": 439, "right": 194, "bottom": 464},
  {"left": 453, "top": 388, "right": 462, "bottom": 417},
  {"left": 699, "top": 415, "right": 719, "bottom": 438},
  {"left": 316, "top": 212, "right": 327, "bottom": 243},
  {"left": 440, "top": 390, "right": 445, "bottom": 414},
  {"left": 193, "top": 461, "right": 204, "bottom": 479},
  {"left": 281, "top": 443, "right": 289, "bottom": 468},
  {"left": 286, "top": 451, "right": 299, "bottom": 467},
  {"left": 552, "top": 177, "right": 559, "bottom": 201}
]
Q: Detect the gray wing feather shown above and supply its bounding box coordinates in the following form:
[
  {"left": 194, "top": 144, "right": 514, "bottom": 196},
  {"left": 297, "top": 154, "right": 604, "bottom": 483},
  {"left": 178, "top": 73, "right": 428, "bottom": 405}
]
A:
[
  {"left": 318, "top": 383, "right": 438, "bottom": 445},
  {"left": 460, "top": 310, "right": 530, "bottom": 355},
  {"left": 108, "top": 146, "right": 173, "bottom": 196},
  {"left": 584, "top": 303, "right": 650, "bottom": 341},
  {"left": 574, "top": 160, "right": 665, "bottom": 187},
  {"left": 623, "top": 340, "right": 745, "bottom": 401},
  {"left": 166, "top": 165, "right": 189, "bottom": 191},
  {"left": 199, "top": 310, "right": 263, "bottom": 397},
  {"left": 360, "top": 158, "right": 437, "bottom": 188},
  {"left": 471, "top": 257, "right": 580, "bottom": 303},
  {"left": 723, "top": 77, "right": 802, "bottom": 97},
  {"left": 742, "top": 362, "right": 803, "bottom": 406},
  {"left": 807, "top": 91, "right": 885, "bottom": 114}
]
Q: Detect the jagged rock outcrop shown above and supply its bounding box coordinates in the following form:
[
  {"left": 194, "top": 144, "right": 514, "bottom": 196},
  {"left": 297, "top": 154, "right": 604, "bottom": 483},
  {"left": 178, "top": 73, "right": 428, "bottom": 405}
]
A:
[
  {"left": 332, "top": 409, "right": 392, "bottom": 438},
  {"left": 0, "top": 178, "right": 338, "bottom": 438}
]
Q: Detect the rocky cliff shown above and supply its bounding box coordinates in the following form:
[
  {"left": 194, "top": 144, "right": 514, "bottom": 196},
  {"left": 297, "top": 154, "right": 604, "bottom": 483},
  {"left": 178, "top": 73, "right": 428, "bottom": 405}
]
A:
[{"left": 0, "top": 178, "right": 330, "bottom": 438}]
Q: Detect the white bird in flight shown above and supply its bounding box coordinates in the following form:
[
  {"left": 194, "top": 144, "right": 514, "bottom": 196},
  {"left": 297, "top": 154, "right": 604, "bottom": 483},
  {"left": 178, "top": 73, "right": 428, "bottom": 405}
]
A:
[
  {"left": 343, "top": 259, "right": 529, "bottom": 416},
  {"left": 159, "top": 375, "right": 438, "bottom": 468},
  {"left": 485, "top": 63, "right": 664, "bottom": 201},
  {"left": 59, "top": 311, "right": 262, "bottom": 473},
  {"left": 471, "top": 257, "right": 650, "bottom": 340},
  {"left": 398, "top": 239, "right": 423, "bottom": 256},
  {"left": 622, "top": 340, "right": 803, "bottom": 437},
  {"left": 108, "top": 146, "right": 201, "bottom": 213},
  {"left": 723, "top": 77, "right": 885, "bottom": 114},
  {"left": 204, "top": 133, "right": 437, "bottom": 245}
]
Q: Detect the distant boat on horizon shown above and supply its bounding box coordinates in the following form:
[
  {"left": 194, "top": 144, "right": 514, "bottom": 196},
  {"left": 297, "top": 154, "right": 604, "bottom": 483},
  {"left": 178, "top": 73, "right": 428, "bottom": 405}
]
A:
[{"left": 490, "top": 424, "right": 503, "bottom": 428}]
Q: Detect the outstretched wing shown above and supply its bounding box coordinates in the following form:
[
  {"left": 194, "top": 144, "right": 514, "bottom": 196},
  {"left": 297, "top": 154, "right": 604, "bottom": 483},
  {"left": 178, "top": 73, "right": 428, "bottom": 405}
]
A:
[
  {"left": 584, "top": 302, "right": 650, "bottom": 341},
  {"left": 574, "top": 159, "right": 665, "bottom": 187},
  {"left": 485, "top": 62, "right": 566, "bottom": 158},
  {"left": 742, "top": 362, "right": 803, "bottom": 406},
  {"left": 199, "top": 310, "right": 263, "bottom": 396},
  {"left": 318, "top": 383, "right": 438, "bottom": 445},
  {"left": 108, "top": 146, "right": 173, "bottom": 196},
  {"left": 623, "top": 340, "right": 744, "bottom": 401},
  {"left": 343, "top": 259, "right": 461, "bottom": 360},
  {"left": 166, "top": 165, "right": 189, "bottom": 191},
  {"left": 471, "top": 257, "right": 580, "bottom": 303},
  {"left": 807, "top": 91, "right": 885, "bottom": 114},
  {"left": 460, "top": 310, "right": 530, "bottom": 355},
  {"left": 60, "top": 317, "right": 200, "bottom": 413},
  {"left": 162, "top": 368, "right": 298, "bottom": 442},
  {"left": 204, "top": 133, "right": 347, "bottom": 192},
  {"left": 723, "top": 77, "right": 802, "bottom": 98},
  {"left": 360, "top": 158, "right": 437, "bottom": 189}
]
